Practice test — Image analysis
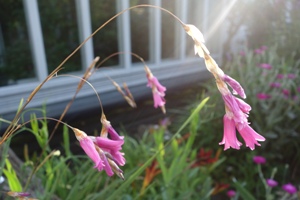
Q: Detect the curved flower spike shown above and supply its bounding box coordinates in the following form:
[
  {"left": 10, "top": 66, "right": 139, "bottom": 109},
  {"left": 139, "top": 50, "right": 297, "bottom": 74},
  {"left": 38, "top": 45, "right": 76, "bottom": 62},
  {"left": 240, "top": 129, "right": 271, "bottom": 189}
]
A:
[{"left": 145, "top": 66, "right": 167, "bottom": 114}]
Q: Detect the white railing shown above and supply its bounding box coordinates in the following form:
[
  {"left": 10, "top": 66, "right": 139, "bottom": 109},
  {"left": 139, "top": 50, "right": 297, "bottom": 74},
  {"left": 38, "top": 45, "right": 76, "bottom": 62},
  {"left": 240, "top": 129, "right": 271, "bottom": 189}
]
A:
[{"left": 0, "top": 0, "right": 225, "bottom": 119}]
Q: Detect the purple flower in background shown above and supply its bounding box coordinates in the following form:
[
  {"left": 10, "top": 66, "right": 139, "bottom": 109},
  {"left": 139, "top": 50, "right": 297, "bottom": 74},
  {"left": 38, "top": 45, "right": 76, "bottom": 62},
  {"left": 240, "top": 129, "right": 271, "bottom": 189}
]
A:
[
  {"left": 227, "top": 190, "right": 236, "bottom": 198},
  {"left": 282, "top": 89, "right": 290, "bottom": 96},
  {"left": 257, "top": 93, "right": 271, "bottom": 100},
  {"left": 277, "top": 74, "right": 285, "bottom": 79},
  {"left": 297, "top": 87, "right": 300, "bottom": 93},
  {"left": 282, "top": 183, "right": 297, "bottom": 194},
  {"left": 254, "top": 48, "right": 264, "bottom": 54},
  {"left": 287, "top": 73, "right": 296, "bottom": 79},
  {"left": 266, "top": 179, "right": 278, "bottom": 187},
  {"left": 239, "top": 51, "right": 245, "bottom": 56},
  {"left": 260, "top": 45, "right": 268, "bottom": 51},
  {"left": 258, "top": 63, "right": 272, "bottom": 70},
  {"left": 270, "top": 82, "right": 281, "bottom": 88},
  {"left": 253, "top": 156, "right": 266, "bottom": 164}
]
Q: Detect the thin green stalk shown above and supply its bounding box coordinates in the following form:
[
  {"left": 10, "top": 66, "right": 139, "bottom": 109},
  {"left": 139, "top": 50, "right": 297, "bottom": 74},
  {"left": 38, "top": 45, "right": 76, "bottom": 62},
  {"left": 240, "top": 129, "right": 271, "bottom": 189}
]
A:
[{"left": 106, "top": 97, "right": 209, "bottom": 200}]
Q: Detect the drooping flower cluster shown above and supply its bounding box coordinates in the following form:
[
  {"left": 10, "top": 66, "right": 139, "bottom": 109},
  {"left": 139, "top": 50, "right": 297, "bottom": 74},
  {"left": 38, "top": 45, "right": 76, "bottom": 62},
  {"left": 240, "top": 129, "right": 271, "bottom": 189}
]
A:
[
  {"left": 73, "top": 114, "right": 125, "bottom": 179},
  {"left": 183, "top": 24, "right": 265, "bottom": 150},
  {"left": 144, "top": 66, "right": 167, "bottom": 114}
]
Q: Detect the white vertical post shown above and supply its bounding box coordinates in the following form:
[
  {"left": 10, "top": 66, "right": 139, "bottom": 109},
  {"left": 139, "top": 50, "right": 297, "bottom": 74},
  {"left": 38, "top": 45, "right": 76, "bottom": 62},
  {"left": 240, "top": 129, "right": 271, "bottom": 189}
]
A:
[
  {"left": 23, "top": 0, "right": 48, "bottom": 81},
  {"left": 116, "top": 0, "right": 131, "bottom": 69},
  {"left": 203, "top": 0, "right": 210, "bottom": 34},
  {"left": 149, "top": 0, "right": 161, "bottom": 65},
  {"left": 75, "top": 0, "right": 94, "bottom": 70},
  {"left": 175, "top": 0, "right": 187, "bottom": 60}
]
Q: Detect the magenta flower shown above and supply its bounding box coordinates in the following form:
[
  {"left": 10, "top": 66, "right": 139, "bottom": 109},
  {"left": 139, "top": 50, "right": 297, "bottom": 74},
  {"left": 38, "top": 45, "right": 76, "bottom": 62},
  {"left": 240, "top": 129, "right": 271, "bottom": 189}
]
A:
[
  {"left": 260, "top": 45, "right": 268, "bottom": 51},
  {"left": 298, "top": 87, "right": 300, "bottom": 93},
  {"left": 145, "top": 66, "right": 166, "bottom": 113},
  {"left": 219, "top": 94, "right": 265, "bottom": 150},
  {"left": 258, "top": 63, "right": 272, "bottom": 70},
  {"left": 222, "top": 75, "right": 246, "bottom": 98},
  {"left": 277, "top": 74, "right": 285, "bottom": 79},
  {"left": 92, "top": 137, "right": 126, "bottom": 166},
  {"left": 239, "top": 51, "right": 245, "bottom": 56},
  {"left": 219, "top": 115, "right": 242, "bottom": 150},
  {"left": 266, "top": 179, "right": 278, "bottom": 187},
  {"left": 257, "top": 93, "right": 271, "bottom": 100},
  {"left": 101, "top": 115, "right": 124, "bottom": 141},
  {"left": 282, "top": 89, "right": 290, "bottom": 96},
  {"left": 73, "top": 128, "right": 104, "bottom": 170},
  {"left": 227, "top": 190, "right": 236, "bottom": 198},
  {"left": 253, "top": 156, "right": 266, "bottom": 164},
  {"left": 282, "top": 183, "right": 297, "bottom": 194},
  {"left": 254, "top": 48, "right": 264, "bottom": 54},
  {"left": 238, "top": 125, "right": 265, "bottom": 150},
  {"left": 287, "top": 73, "right": 296, "bottom": 79},
  {"left": 270, "top": 82, "right": 281, "bottom": 88},
  {"left": 73, "top": 127, "right": 125, "bottom": 179},
  {"left": 152, "top": 87, "right": 166, "bottom": 108}
]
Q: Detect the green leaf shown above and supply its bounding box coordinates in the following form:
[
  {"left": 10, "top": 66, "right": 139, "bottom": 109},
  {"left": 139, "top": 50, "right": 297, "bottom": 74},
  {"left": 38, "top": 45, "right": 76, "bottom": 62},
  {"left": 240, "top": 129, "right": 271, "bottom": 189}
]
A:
[
  {"left": 106, "top": 97, "right": 209, "bottom": 200},
  {"left": 232, "top": 179, "right": 256, "bottom": 200}
]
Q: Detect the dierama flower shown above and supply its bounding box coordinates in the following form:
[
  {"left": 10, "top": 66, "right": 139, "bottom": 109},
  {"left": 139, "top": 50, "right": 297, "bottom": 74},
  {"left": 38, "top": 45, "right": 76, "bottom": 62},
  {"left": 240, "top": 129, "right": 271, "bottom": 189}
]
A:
[
  {"left": 266, "top": 179, "right": 278, "bottom": 187},
  {"left": 100, "top": 114, "right": 124, "bottom": 141},
  {"left": 145, "top": 66, "right": 166, "bottom": 113},
  {"left": 253, "top": 156, "right": 266, "bottom": 164},
  {"left": 183, "top": 23, "right": 265, "bottom": 150},
  {"left": 73, "top": 127, "right": 125, "bottom": 179},
  {"left": 73, "top": 128, "right": 104, "bottom": 170},
  {"left": 282, "top": 183, "right": 297, "bottom": 194},
  {"left": 183, "top": 24, "right": 210, "bottom": 58},
  {"left": 91, "top": 136, "right": 126, "bottom": 166}
]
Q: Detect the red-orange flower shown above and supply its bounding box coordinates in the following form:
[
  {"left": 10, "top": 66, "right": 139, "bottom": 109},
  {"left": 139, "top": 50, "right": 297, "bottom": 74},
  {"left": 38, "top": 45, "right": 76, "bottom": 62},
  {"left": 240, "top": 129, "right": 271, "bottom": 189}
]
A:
[
  {"left": 140, "top": 160, "right": 161, "bottom": 195},
  {"left": 191, "top": 148, "right": 221, "bottom": 167}
]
